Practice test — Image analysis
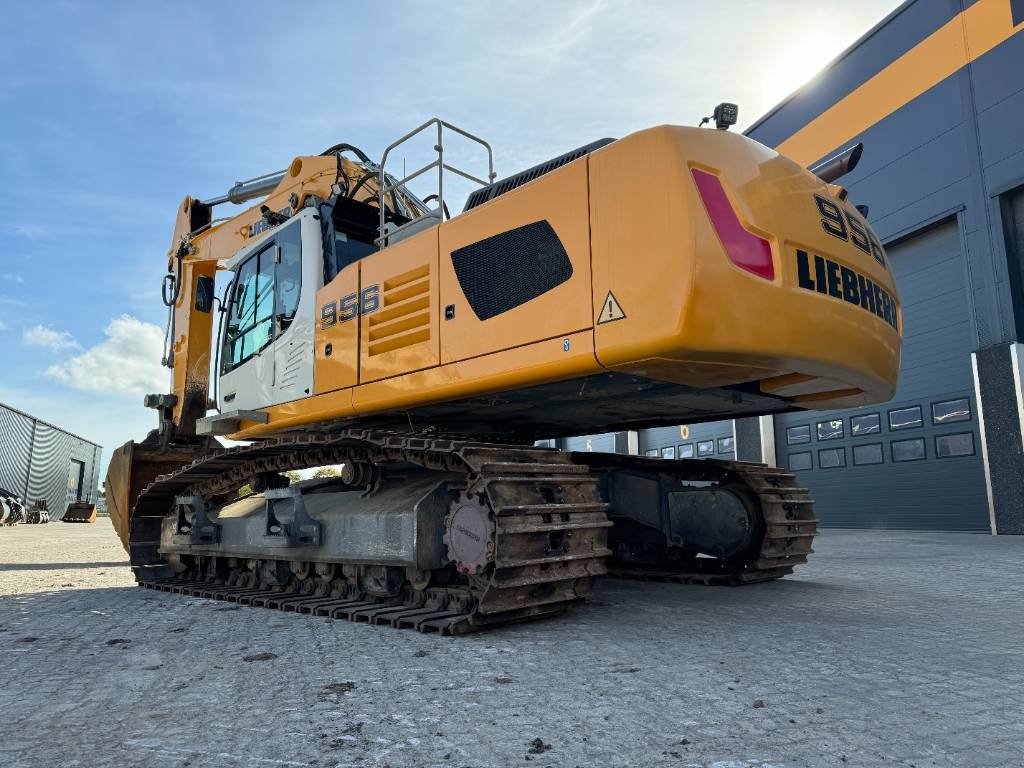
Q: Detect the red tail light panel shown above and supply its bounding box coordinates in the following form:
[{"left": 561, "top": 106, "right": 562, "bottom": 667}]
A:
[{"left": 691, "top": 168, "right": 775, "bottom": 281}]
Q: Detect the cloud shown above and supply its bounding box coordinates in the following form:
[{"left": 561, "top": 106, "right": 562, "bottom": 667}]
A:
[
  {"left": 0, "top": 320, "right": 8, "bottom": 331},
  {"left": 1, "top": 273, "right": 25, "bottom": 284},
  {"left": 23, "top": 324, "right": 80, "bottom": 352},
  {"left": 46, "top": 314, "right": 167, "bottom": 395},
  {"left": 12, "top": 224, "right": 51, "bottom": 240}
]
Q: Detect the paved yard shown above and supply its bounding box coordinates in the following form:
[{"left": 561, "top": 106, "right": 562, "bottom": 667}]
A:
[{"left": 0, "top": 520, "right": 1022, "bottom": 768}]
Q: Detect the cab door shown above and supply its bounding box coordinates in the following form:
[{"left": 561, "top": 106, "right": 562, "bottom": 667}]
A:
[
  {"left": 219, "top": 213, "right": 319, "bottom": 411},
  {"left": 270, "top": 214, "right": 319, "bottom": 404}
]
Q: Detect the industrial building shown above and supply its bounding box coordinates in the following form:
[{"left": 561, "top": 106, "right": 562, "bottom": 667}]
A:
[
  {"left": 564, "top": 0, "right": 1024, "bottom": 534},
  {"left": 0, "top": 402, "right": 102, "bottom": 519}
]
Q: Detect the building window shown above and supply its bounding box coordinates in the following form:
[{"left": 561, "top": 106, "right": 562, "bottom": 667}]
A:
[
  {"left": 891, "top": 438, "right": 926, "bottom": 462},
  {"left": 661, "top": 446, "right": 676, "bottom": 460},
  {"left": 935, "top": 432, "right": 975, "bottom": 458},
  {"left": 853, "top": 443, "right": 884, "bottom": 465},
  {"left": 718, "top": 436, "right": 734, "bottom": 454},
  {"left": 931, "top": 398, "right": 971, "bottom": 425},
  {"left": 789, "top": 452, "right": 812, "bottom": 471},
  {"left": 679, "top": 443, "right": 694, "bottom": 458},
  {"left": 697, "top": 440, "right": 715, "bottom": 456},
  {"left": 786, "top": 425, "right": 811, "bottom": 445},
  {"left": 817, "top": 419, "right": 844, "bottom": 441},
  {"left": 889, "top": 406, "right": 923, "bottom": 431},
  {"left": 818, "top": 447, "right": 846, "bottom": 468},
  {"left": 645, "top": 449, "right": 658, "bottom": 458},
  {"left": 1000, "top": 185, "right": 1024, "bottom": 340},
  {"left": 851, "top": 413, "right": 880, "bottom": 436}
]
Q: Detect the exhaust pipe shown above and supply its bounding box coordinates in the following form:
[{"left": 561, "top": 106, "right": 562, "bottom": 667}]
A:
[
  {"left": 809, "top": 143, "right": 863, "bottom": 184},
  {"left": 200, "top": 170, "right": 287, "bottom": 207}
]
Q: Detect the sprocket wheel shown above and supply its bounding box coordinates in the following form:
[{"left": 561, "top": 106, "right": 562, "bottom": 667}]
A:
[{"left": 443, "top": 491, "right": 495, "bottom": 575}]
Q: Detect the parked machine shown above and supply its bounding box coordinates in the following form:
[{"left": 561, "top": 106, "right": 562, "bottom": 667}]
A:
[
  {"left": 106, "top": 112, "right": 900, "bottom": 634},
  {"left": 25, "top": 500, "right": 50, "bottom": 525},
  {"left": 0, "top": 488, "right": 26, "bottom": 526}
]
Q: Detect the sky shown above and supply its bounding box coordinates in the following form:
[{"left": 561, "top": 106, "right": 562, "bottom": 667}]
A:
[{"left": 0, "top": 0, "right": 901, "bottom": 474}]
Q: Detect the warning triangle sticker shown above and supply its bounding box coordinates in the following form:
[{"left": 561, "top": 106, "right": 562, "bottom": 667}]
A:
[{"left": 597, "top": 291, "right": 626, "bottom": 324}]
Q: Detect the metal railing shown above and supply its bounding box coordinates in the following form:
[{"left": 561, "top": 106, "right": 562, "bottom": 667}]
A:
[{"left": 377, "top": 118, "right": 496, "bottom": 245}]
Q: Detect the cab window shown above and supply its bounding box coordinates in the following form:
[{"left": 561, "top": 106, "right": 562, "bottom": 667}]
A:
[
  {"left": 226, "top": 245, "right": 274, "bottom": 369},
  {"left": 276, "top": 223, "right": 302, "bottom": 326},
  {"left": 333, "top": 230, "right": 376, "bottom": 275},
  {"left": 323, "top": 197, "right": 380, "bottom": 282},
  {"left": 224, "top": 221, "right": 303, "bottom": 372}
]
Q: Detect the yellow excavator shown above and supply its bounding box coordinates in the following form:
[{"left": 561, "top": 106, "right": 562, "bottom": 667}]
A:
[{"left": 106, "top": 109, "right": 900, "bottom": 634}]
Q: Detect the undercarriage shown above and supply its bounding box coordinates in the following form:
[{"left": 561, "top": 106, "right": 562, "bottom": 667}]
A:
[{"left": 122, "top": 430, "right": 816, "bottom": 634}]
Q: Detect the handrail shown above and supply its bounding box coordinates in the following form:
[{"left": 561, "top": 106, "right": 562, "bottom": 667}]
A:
[{"left": 377, "top": 118, "right": 496, "bottom": 245}]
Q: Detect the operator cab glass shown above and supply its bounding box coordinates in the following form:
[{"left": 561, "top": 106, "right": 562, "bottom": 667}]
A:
[
  {"left": 325, "top": 196, "right": 380, "bottom": 282},
  {"left": 223, "top": 218, "right": 303, "bottom": 373}
]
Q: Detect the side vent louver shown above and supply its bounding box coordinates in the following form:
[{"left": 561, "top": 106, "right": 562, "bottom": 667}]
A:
[
  {"left": 462, "top": 138, "right": 614, "bottom": 212},
  {"left": 367, "top": 264, "right": 431, "bottom": 356}
]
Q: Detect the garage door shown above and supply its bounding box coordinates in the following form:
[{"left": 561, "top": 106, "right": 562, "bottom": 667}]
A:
[
  {"left": 563, "top": 433, "right": 616, "bottom": 453},
  {"left": 639, "top": 421, "right": 735, "bottom": 460},
  {"left": 774, "top": 219, "right": 989, "bottom": 530}
]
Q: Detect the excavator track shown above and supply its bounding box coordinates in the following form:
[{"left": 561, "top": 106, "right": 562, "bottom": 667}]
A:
[
  {"left": 604, "top": 460, "right": 817, "bottom": 585},
  {"left": 127, "top": 432, "right": 815, "bottom": 634},
  {"left": 128, "top": 430, "right": 612, "bottom": 635}
]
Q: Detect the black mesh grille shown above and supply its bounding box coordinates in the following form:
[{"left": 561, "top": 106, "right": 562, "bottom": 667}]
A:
[
  {"left": 451, "top": 220, "right": 572, "bottom": 321},
  {"left": 463, "top": 138, "right": 614, "bottom": 212}
]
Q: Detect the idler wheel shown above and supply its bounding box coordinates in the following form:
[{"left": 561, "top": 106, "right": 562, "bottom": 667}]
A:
[{"left": 443, "top": 492, "right": 495, "bottom": 575}]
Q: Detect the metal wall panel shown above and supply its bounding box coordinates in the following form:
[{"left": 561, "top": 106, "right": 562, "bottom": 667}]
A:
[
  {"left": 775, "top": 221, "right": 989, "bottom": 530},
  {"left": 0, "top": 405, "right": 34, "bottom": 499}
]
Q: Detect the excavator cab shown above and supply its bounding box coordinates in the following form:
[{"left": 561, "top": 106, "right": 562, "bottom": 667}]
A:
[{"left": 210, "top": 120, "right": 495, "bottom": 421}]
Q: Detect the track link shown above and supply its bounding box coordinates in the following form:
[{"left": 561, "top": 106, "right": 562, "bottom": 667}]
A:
[
  {"left": 605, "top": 459, "right": 817, "bottom": 585},
  {"left": 126, "top": 433, "right": 814, "bottom": 634},
  {"left": 128, "top": 431, "right": 611, "bottom": 634}
]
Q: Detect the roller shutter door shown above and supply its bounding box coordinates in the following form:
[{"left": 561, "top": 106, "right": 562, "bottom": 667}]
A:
[
  {"left": 774, "top": 219, "right": 989, "bottom": 530},
  {"left": 563, "top": 433, "right": 616, "bottom": 453},
  {"left": 638, "top": 421, "right": 735, "bottom": 460}
]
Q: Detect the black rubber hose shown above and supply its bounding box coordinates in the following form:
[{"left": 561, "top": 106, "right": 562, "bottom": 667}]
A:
[
  {"left": 422, "top": 194, "right": 450, "bottom": 220},
  {"left": 347, "top": 170, "right": 377, "bottom": 200},
  {"left": 320, "top": 142, "right": 371, "bottom": 163}
]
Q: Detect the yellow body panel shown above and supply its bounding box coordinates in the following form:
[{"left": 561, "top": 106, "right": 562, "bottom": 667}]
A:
[
  {"left": 167, "top": 125, "right": 900, "bottom": 441},
  {"left": 360, "top": 232, "right": 440, "bottom": 383},
  {"left": 241, "top": 330, "right": 596, "bottom": 438},
  {"left": 313, "top": 264, "right": 359, "bottom": 396},
  {"left": 590, "top": 127, "right": 899, "bottom": 409},
  {"left": 436, "top": 160, "right": 593, "bottom": 363}
]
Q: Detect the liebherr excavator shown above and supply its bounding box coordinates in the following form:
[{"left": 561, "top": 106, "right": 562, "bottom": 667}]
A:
[{"left": 106, "top": 114, "right": 900, "bottom": 634}]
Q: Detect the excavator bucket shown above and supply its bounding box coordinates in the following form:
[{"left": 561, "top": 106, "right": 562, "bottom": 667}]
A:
[
  {"left": 62, "top": 502, "right": 96, "bottom": 523},
  {"left": 105, "top": 435, "right": 211, "bottom": 553}
]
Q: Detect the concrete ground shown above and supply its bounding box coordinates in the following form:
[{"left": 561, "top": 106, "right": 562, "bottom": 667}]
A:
[{"left": 0, "top": 521, "right": 1021, "bottom": 768}]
